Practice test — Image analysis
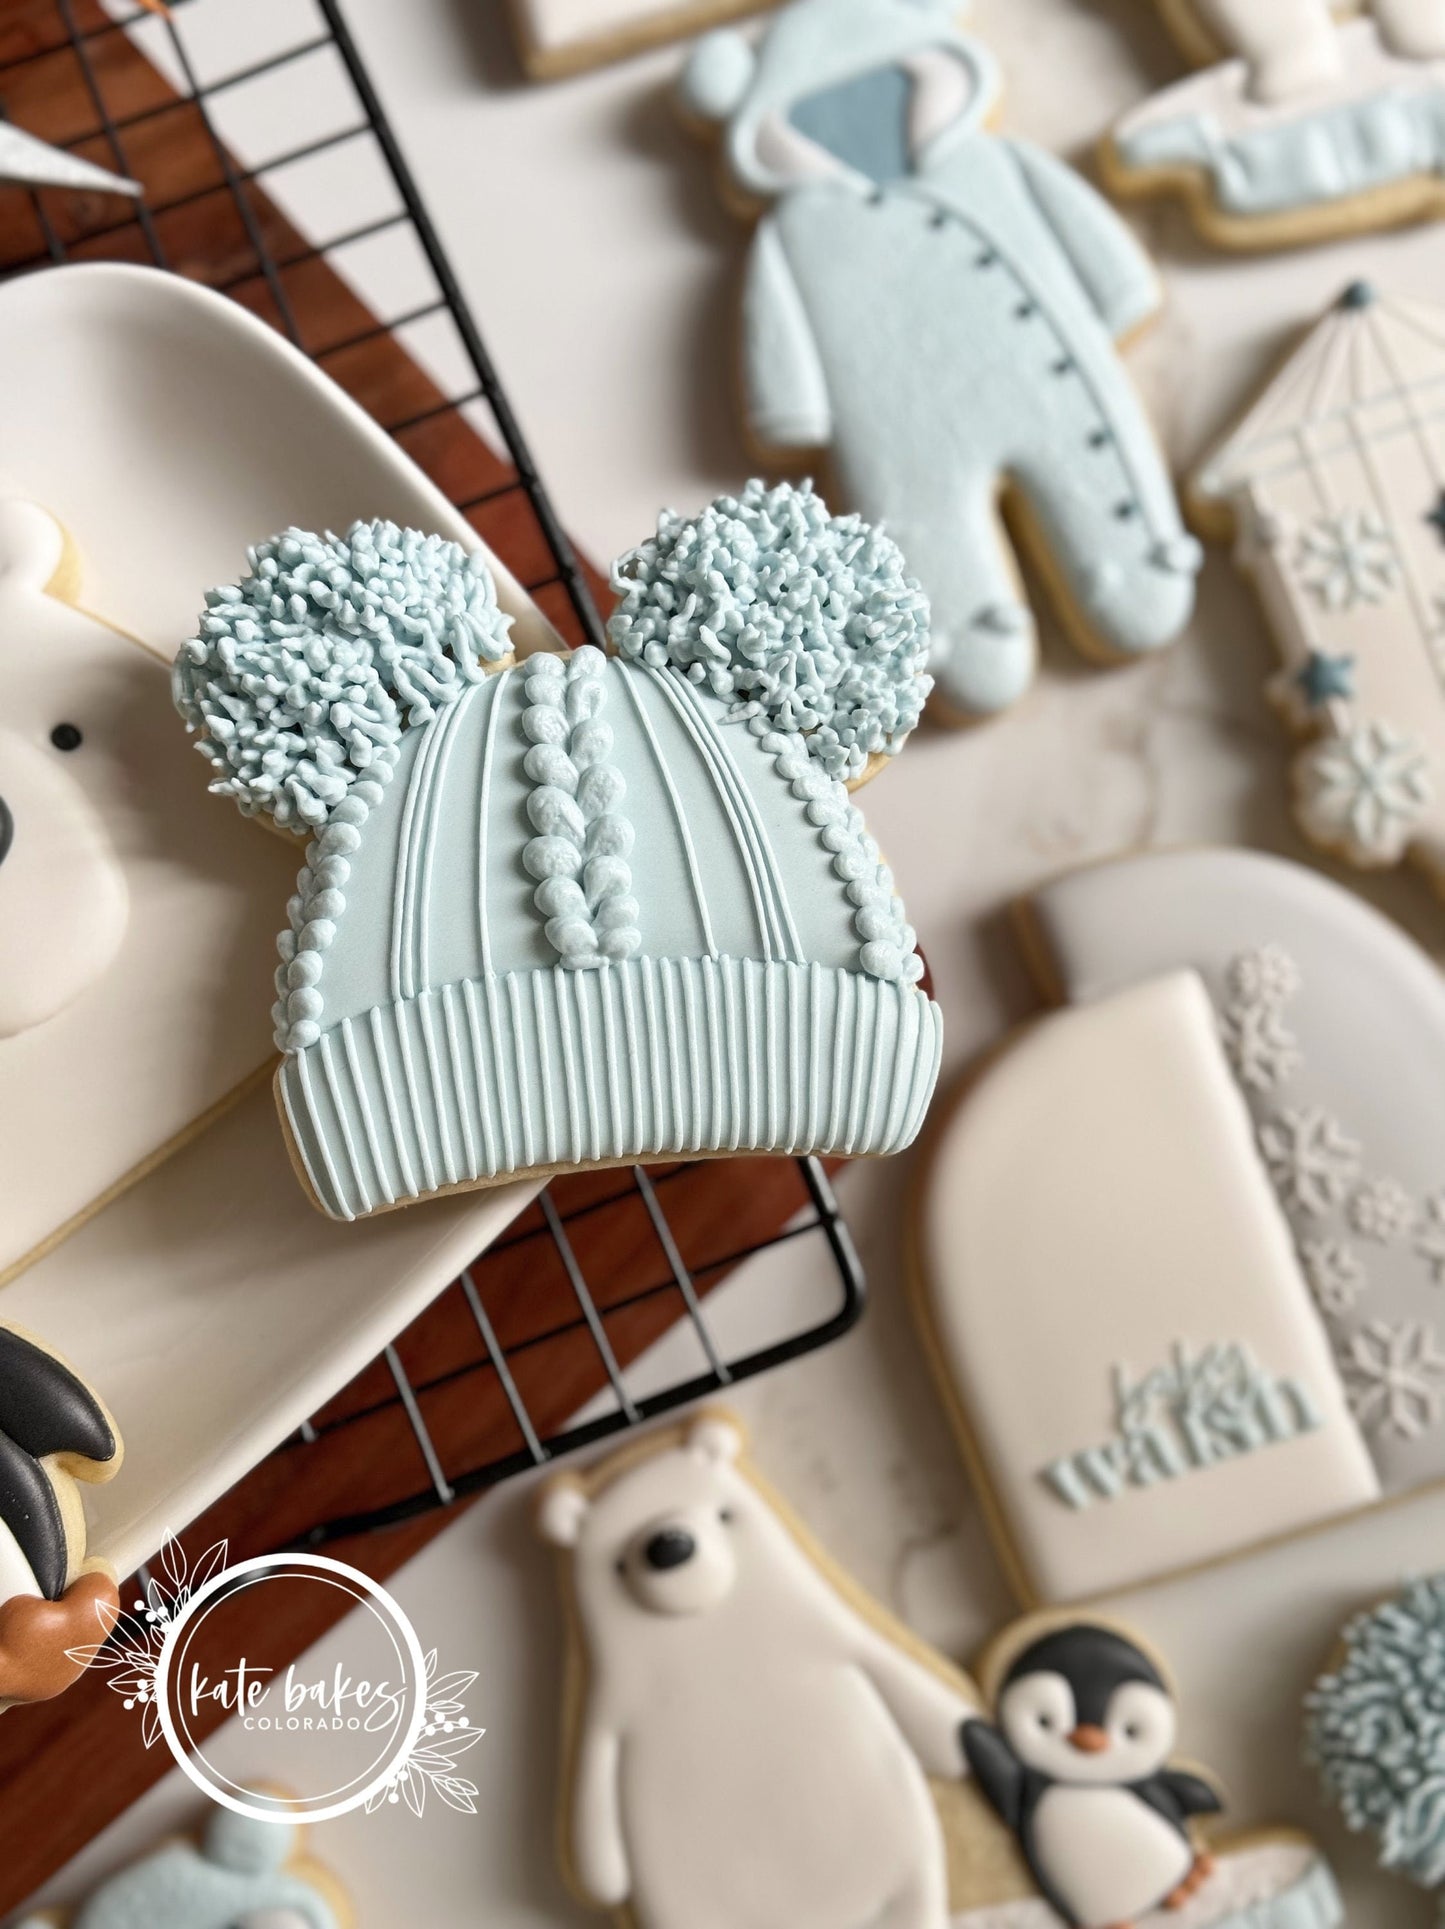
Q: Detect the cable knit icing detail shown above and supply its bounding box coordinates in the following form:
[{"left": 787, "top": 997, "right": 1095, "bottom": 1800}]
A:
[
  {"left": 173, "top": 520, "right": 512, "bottom": 832},
  {"left": 272, "top": 779, "right": 386, "bottom": 1051},
  {"left": 748, "top": 714, "right": 922, "bottom": 984},
  {"left": 1306, "top": 1573, "right": 1445, "bottom": 1893},
  {"left": 607, "top": 479, "right": 932, "bottom": 782},
  {"left": 521, "top": 649, "right": 641, "bottom": 970}
]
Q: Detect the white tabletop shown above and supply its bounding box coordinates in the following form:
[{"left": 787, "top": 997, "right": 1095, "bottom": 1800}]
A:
[{"left": 16, "top": 0, "right": 1445, "bottom": 1921}]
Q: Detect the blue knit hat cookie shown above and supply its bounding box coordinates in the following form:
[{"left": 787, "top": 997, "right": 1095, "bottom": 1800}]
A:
[{"left": 174, "top": 483, "right": 940, "bottom": 1219}]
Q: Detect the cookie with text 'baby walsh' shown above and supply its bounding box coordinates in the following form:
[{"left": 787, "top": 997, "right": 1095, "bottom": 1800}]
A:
[{"left": 912, "top": 847, "right": 1445, "bottom": 1605}]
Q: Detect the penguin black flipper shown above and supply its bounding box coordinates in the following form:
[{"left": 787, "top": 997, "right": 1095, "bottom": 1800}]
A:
[
  {"left": 961, "top": 1719, "right": 1026, "bottom": 1830},
  {"left": 1134, "top": 1768, "right": 1224, "bottom": 1830}
]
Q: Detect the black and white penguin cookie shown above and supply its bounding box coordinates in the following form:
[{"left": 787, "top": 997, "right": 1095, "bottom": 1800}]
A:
[{"left": 965, "top": 1621, "right": 1220, "bottom": 1928}]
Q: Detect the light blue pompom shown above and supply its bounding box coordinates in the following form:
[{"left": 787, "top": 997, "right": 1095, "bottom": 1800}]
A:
[
  {"left": 608, "top": 479, "right": 932, "bottom": 782},
  {"left": 174, "top": 520, "right": 513, "bottom": 831}
]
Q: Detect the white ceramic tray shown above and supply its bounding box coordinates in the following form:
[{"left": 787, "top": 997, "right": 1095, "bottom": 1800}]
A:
[{"left": 0, "top": 263, "right": 550, "bottom": 1577}]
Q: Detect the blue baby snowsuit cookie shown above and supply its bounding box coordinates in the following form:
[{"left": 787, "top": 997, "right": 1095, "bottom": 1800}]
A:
[{"left": 681, "top": 0, "right": 1201, "bottom": 720}]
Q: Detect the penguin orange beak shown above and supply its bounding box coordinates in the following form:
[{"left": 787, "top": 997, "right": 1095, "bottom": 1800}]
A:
[{"left": 1067, "top": 1725, "right": 1110, "bottom": 1754}]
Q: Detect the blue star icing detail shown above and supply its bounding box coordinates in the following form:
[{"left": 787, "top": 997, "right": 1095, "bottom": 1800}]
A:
[
  {"left": 1295, "top": 650, "right": 1356, "bottom": 707},
  {"left": 1427, "top": 493, "right": 1445, "bottom": 544}
]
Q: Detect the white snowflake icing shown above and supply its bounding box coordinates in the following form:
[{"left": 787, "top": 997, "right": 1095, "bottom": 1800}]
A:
[
  {"left": 1220, "top": 944, "right": 1302, "bottom": 1093},
  {"left": 1295, "top": 510, "right": 1400, "bottom": 611},
  {"left": 1259, "top": 1109, "right": 1362, "bottom": 1218},
  {"left": 1227, "top": 944, "right": 1301, "bottom": 1010},
  {"left": 1301, "top": 1238, "right": 1366, "bottom": 1319},
  {"left": 1416, "top": 1191, "right": 1445, "bottom": 1285},
  {"left": 1294, "top": 722, "right": 1433, "bottom": 866},
  {"left": 1341, "top": 1321, "right": 1445, "bottom": 1440},
  {"left": 1222, "top": 1001, "right": 1301, "bottom": 1093},
  {"left": 1347, "top": 1175, "right": 1415, "bottom": 1245}
]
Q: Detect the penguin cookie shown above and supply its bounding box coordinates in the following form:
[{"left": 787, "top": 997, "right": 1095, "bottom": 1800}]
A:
[{"left": 964, "top": 1621, "right": 1221, "bottom": 1929}]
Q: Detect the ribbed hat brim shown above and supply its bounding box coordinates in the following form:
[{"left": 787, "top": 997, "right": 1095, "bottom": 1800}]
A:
[{"left": 278, "top": 956, "right": 942, "bottom": 1221}]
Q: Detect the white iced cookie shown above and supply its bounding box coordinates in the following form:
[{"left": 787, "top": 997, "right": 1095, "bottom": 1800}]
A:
[
  {"left": 1105, "top": 1, "right": 1445, "bottom": 250},
  {"left": 1192, "top": 284, "right": 1445, "bottom": 891},
  {"left": 913, "top": 846, "right": 1445, "bottom": 1602},
  {"left": 539, "top": 1412, "right": 980, "bottom": 1928},
  {"left": 0, "top": 500, "right": 300, "bottom": 1286}
]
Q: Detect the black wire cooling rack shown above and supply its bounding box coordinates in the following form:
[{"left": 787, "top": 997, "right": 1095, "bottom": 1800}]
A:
[{"left": 0, "top": 0, "right": 866, "bottom": 1548}]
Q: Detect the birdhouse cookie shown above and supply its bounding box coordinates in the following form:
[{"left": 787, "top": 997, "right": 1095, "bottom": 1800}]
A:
[
  {"left": 17, "top": 1800, "right": 349, "bottom": 1929},
  {"left": 1192, "top": 284, "right": 1445, "bottom": 894},
  {"left": 538, "top": 1416, "right": 1343, "bottom": 1929},
  {"left": 174, "top": 486, "right": 940, "bottom": 1220},
  {"left": 913, "top": 846, "right": 1445, "bottom": 1603},
  {"left": 509, "top": 0, "right": 781, "bottom": 81},
  {"left": 0, "top": 499, "right": 303, "bottom": 1286},
  {"left": 679, "top": 0, "right": 1199, "bottom": 723},
  {"left": 1104, "top": 0, "right": 1445, "bottom": 250},
  {"left": 0, "top": 1323, "right": 122, "bottom": 1709}
]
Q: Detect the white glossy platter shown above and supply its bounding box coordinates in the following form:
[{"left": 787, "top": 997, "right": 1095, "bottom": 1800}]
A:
[{"left": 0, "top": 263, "right": 549, "bottom": 1578}]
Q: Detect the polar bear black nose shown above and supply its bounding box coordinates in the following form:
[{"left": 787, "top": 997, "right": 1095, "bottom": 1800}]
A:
[
  {"left": 0, "top": 796, "right": 11, "bottom": 869},
  {"left": 644, "top": 1528, "right": 696, "bottom": 1571}
]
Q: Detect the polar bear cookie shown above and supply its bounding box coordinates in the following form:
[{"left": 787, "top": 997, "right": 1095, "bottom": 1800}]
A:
[
  {"left": 538, "top": 1411, "right": 981, "bottom": 1927},
  {"left": 1105, "top": 0, "right": 1445, "bottom": 250},
  {"left": 1192, "top": 284, "right": 1445, "bottom": 894},
  {"left": 17, "top": 1800, "right": 348, "bottom": 1929},
  {"left": 0, "top": 498, "right": 302, "bottom": 1285},
  {"left": 539, "top": 1417, "right": 1344, "bottom": 1929},
  {"left": 0, "top": 1323, "right": 122, "bottom": 1709},
  {"left": 679, "top": 0, "right": 1200, "bottom": 721},
  {"left": 510, "top": 0, "right": 781, "bottom": 81},
  {"left": 174, "top": 487, "right": 941, "bottom": 1219}
]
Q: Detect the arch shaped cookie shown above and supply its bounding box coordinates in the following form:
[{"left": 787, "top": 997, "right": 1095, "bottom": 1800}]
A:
[
  {"left": 1191, "top": 284, "right": 1445, "bottom": 894},
  {"left": 1103, "top": 1, "right": 1445, "bottom": 250},
  {"left": 913, "top": 847, "right": 1445, "bottom": 1603}
]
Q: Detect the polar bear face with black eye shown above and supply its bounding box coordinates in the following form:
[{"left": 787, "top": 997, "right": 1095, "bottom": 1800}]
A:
[
  {"left": 540, "top": 1416, "right": 754, "bottom": 1619},
  {"left": 0, "top": 501, "right": 129, "bottom": 1038}
]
